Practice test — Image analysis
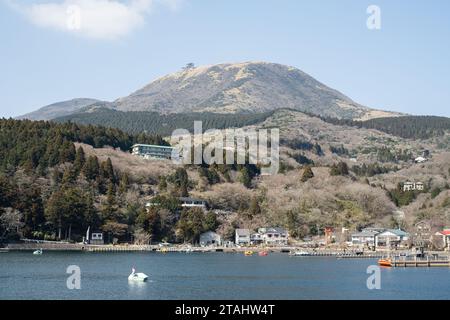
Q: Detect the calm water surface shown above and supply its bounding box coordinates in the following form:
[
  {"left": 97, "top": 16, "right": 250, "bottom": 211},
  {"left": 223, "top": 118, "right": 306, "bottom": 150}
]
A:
[{"left": 0, "top": 252, "right": 449, "bottom": 300}]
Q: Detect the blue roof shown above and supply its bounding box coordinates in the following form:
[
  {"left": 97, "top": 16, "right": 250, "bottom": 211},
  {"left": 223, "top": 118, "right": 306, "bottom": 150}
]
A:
[{"left": 384, "top": 229, "right": 409, "bottom": 236}]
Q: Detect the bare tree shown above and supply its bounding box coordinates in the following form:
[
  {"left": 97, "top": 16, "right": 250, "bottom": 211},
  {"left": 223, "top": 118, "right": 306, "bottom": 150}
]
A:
[{"left": 0, "top": 208, "right": 24, "bottom": 238}]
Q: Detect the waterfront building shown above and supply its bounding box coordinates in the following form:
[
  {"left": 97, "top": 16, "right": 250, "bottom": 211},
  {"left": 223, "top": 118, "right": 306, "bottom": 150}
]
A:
[
  {"left": 413, "top": 220, "right": 432, "bottom": 247},
  {"left": 433, "top": 230, "right": 450, "bottom": 249},
  {"left": 199, "top": 231, "right": 222, "bottom": 247},
  {"left": 235, "top": 229, "right": 251, "bottom": 245},
  {"left": 351, "top": 230, "right": 379, "bottom": 247},
  {"left": 250, "top": 233, "right": 263, "bottom": 245},
  {"left": 89, "top": 233, "right": 104, "bottom": 245},
  {"left": 257, "top": 227, "right": 289, "bottom": 246},
  {"left": 375, "top": 229, "right": 409, "bottom": 248}
]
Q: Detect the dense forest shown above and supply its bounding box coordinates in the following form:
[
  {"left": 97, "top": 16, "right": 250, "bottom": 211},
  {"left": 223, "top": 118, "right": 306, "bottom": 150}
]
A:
[
  {"left": 0, "top": 119, "right": 167, "bottom": 172},
  {"left": 315, "top": 114, "right": 450, "bottom": 140},
  {"left": 0, "top": 119, "right": 171, "bottom": 243},
  {"left": 54, "top": 108, "right": 274, "bottom": 136},
  {"left": 0, "top": 119, "right": 260, "bottom": 244}
]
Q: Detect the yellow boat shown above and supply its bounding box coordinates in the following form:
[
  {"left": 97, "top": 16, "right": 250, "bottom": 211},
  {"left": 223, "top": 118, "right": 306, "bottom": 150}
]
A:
[{"left": 244, "top": 251, "right": 254, "bottom": 256}]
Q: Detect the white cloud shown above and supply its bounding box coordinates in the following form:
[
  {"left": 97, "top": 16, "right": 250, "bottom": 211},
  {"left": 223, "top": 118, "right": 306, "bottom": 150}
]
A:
[{"left": 7, "top": 0, "right": 181, "bottom": 40}]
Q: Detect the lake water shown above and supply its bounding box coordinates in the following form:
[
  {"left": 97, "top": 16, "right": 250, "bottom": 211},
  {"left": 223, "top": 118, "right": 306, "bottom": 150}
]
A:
[{"left": 0, "top": 252, "right": 449, "bottom": 300}]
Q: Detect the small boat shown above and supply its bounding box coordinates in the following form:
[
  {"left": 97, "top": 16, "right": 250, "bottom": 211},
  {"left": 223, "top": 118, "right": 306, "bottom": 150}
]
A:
[
  {"left": 378, "top": 258, "right": 392, "bottom": 267},
  {"left": 128, "top": 268, "right": 148, "bottom": 282},
  {"left": 33, "top": 249, "right": 43, "bottom": 255},
  {"left": 259, "top": 251, "right": 269, "bottom": 256},
  {"left": 289, "top": 250, "right": 311, "bottom": 257},
  {"left": 159, "top": 247, "right": 168, "bottom": 253},
  {"left": 244, "top": 251, "right": 254, "bottom": 256}
]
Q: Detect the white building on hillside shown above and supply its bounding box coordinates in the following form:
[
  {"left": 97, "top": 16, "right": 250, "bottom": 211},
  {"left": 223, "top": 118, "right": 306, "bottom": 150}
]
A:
[{"left": 403, "top": 182, "right": 424, "bottom": 192}]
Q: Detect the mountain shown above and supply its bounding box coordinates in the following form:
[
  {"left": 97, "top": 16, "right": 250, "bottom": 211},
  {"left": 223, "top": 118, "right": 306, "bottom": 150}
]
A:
[
  {"left": 18, "top": 62, "right": 400, "bottom": 121},
  {"left": 17, "top": 98, "right": 102, "bottom": 121},
  {"left": 113, "top": 62, "right": 398, "bottom": 120}
]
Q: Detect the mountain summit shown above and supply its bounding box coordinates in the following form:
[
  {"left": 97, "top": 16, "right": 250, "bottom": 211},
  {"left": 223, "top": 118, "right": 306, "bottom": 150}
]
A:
[{"left": 114, "top": 62, "right": 395, "bottom": 120}]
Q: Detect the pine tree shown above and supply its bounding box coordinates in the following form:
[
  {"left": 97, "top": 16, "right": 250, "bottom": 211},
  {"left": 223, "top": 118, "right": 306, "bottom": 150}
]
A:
[
  {"left": 73, "top": 147, "right": 86, "bottom": 174},
  {"left": 100, "top": 158, "right": 115, "bottom": 183},
  {"left": 61, "top": 167, "right": 77, "bottom": 186},
  {"left": 118, "top": 172, "right": 130, "bottom": 194},
  {"left": 82, "top": 156, "right": 100, "bottom": 181},
  {"left": 102, "top": 183, "right": 119, "bottom": 222}
]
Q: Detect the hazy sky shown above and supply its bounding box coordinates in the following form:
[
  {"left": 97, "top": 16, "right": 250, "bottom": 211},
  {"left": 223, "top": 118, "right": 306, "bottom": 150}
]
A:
[{"left": 1, "top": 0, "right": 449, "bottom": 118}]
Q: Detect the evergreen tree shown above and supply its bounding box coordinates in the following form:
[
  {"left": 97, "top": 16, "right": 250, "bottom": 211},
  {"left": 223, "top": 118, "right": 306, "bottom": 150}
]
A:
[
  {"left": 73, "top": 146, "right": 86, "bottom": 174},
  {"left": 82, "top": 156, "right": 100, "bottom": 181},
  {"left": 118, "top": 172, "right": 130, "bottom": 194},
  {"left": 100, "top": 158, "right": 115, "bottom": 183},
  {"left": 102, "top": 183, "right": 119, "bottom": 222}
]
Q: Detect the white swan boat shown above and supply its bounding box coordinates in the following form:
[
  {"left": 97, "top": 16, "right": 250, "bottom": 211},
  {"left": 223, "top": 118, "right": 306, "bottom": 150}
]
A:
[
  {"left": 128, "top": 268, "right": 148, "bottom": 282},
  {"left": 33, "top": 249, "right": 43, "bottom": 255}
]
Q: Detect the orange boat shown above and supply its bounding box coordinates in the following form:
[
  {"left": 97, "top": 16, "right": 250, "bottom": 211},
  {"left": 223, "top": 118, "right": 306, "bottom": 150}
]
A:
[
  {"left": 259, "top": 251, "right": 269, "bottom": 256},
  {"left": 378, "top": 258, "right": 392, "bottom": 267}
]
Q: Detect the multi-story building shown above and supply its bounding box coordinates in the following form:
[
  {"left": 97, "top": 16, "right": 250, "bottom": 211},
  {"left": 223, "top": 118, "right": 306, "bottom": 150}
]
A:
[{"left": 131, "top": 144, "right": 175, "bottom": 160}]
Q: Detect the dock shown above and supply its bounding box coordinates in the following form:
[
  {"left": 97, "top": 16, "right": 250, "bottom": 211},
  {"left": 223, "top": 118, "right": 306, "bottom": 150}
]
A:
[{"left": 391, "top": 256, "right": 450, "bottom": 267}]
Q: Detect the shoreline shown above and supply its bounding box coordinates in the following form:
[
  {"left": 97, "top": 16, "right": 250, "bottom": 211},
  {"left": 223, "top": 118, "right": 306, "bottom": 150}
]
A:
[{"left": 4, "top": 243, "right": 447, "bottom": 258}]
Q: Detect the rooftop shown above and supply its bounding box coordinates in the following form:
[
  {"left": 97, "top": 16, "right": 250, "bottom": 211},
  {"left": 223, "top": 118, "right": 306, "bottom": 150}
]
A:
[
  {"left": 132, "top": 144, "right": 173, "bottom": 149},
  {"left": 236, "top": 229, "right": 250, "bottom": 236}
]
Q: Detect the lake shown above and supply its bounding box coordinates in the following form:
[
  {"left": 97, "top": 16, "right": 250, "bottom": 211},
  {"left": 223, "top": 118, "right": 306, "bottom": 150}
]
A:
[{"left": 0, "top": 252, "right": 449, "bottom": 300}]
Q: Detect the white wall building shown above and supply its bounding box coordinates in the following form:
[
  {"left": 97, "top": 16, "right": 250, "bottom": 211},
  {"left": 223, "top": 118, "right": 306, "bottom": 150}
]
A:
[
  {"left": 179, "top": 197, "right": 208, "bottom": 210},
  {"left": 258, "top": 227, "right": 289, "bottom": 245},
  {"left": 403, "top": 182, "right": 424, "bottom": 192},
  {"left": 235, "top": 229, "right": 251, "bottom": 246},
  {"left": 200, "top": 231, "right": 222, "bottom": 247}
]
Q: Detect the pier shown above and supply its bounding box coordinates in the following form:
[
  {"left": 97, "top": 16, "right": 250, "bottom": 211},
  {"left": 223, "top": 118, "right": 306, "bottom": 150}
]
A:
[{"left": 391, "top": 256, "right": 450, "bottom": 267}]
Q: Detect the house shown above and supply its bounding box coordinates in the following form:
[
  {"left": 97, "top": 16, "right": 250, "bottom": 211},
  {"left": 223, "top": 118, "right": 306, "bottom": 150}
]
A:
[
  {"left": 250, "top": 233, "right": 263, "bottom": 245},
  {"left": 235, "top": 229, "right": 251, "bottom": 246},
  {"left": 413, "top": 221, "right": 432, "bottom": 247},
  {"left": 179, "top": 197, "right": 208, "bottom": 210},
  {"left": 90, "top": 232, "right": 104, "bottom": 245},
  {"left": 258, "top": 227, "right": 289, "bottom": 245},
  {"left": 199, "top": 231, "right": 222, "bottom": 247},
  {"left": 433, "top": 230, "right": 450, "bottom": 249},
  {"left": 351, "top": 230, "right": 379, "bottom": 247},
  {"left": 131, "top": 144, "right": 176, "bottom": 160},
  {"left": 375, "top": 229, "right": 409, "bottom": 248}
]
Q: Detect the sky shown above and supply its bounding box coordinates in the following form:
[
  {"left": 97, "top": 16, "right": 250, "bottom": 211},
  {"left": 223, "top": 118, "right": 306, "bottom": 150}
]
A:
[{"left": 0, "top": 0, "right": 449, "bottom": 118}]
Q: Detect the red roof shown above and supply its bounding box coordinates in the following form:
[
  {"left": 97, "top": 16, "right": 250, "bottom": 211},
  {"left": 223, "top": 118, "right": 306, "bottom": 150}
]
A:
[{"left": 439, "top": 230, "right": 450, "bottom": 236}]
